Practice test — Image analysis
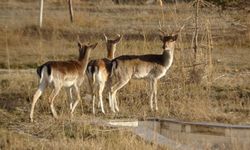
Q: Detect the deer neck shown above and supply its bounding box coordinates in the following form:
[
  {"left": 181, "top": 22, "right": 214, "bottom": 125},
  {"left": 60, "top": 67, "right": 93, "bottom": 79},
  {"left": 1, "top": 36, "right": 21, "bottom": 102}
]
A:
[
  {"left": 107, "top": 45, "right": 116, "bottom": 59},
  {"left": 162, "top": 48, "right": 174, "bottom": 67},
  {"left": 79, "top": 50, "right": 91, "bottom": 72}
]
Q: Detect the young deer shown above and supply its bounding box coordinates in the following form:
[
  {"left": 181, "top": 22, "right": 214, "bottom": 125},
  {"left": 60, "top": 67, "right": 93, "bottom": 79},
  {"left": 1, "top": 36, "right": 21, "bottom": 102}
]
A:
[
  {"left": 109, "top": 30, "right": 180, "bottom": 112},
  {"left": 30, "top": 42, "right": 98, "bottom": 122},
  {"left": 87, "top": 34, "right": 122, "bottom": 114}
]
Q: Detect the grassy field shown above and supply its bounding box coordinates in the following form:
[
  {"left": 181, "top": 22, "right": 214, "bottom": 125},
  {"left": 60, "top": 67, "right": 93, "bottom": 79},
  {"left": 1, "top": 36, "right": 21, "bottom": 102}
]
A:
[{"left": 0, "top": 0, "right": 250, "bottom": 149}]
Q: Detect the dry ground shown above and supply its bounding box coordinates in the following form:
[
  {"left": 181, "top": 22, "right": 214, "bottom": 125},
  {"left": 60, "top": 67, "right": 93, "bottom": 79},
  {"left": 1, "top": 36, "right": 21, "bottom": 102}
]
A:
[{"left": 0, "top": 0, "right": 250, "bottom": 149}]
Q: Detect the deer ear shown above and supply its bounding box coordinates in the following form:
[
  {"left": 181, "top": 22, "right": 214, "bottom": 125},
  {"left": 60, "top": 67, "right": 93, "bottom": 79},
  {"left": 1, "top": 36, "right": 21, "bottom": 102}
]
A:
[
  {"left": 172, "top": 34, "right": 178, "bottom": 41},
  {"left": 77, "top": 42, "right": 82, "bottom": 48},
  {"left": 90, "top": 43, "right": 98, "bottom": 49},
  {"left": 114, "top": 34, "right": 122, "bottom": 43},
  {"left": 103, "top": 34, "right": 108, "bottom": 42},
  {"left": 159, "top": 35, "right": 164, "bottom": 41}
]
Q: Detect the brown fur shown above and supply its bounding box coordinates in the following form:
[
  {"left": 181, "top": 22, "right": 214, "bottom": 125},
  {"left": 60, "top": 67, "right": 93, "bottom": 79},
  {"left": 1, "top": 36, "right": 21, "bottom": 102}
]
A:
[
  {"left": 44, "top": 61, "right": 84, "bottom": 75},
  {"left": 109, "top": 34, "right": 178, "bottom": 112},
  {"left": 86, "top": 34, "right": 121, "bottom": 114},
  {"left": 30, "top": 42, "right": 98, "bottom": 122}
]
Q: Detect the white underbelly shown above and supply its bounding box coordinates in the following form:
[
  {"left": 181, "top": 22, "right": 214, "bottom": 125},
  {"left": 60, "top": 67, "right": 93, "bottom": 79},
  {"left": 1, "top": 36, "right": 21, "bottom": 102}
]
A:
[
  {"left": 132, "top": 65, "right": 171, "bottom": 80},
  {"left": 133, "top": 70, "right": 149, "bottom": 79},
  {"left": 63, "top": 80, "right": 76, "bottom": 87},
  {"left": 63, "top": 74, "right": 80, "bottom": 87}
]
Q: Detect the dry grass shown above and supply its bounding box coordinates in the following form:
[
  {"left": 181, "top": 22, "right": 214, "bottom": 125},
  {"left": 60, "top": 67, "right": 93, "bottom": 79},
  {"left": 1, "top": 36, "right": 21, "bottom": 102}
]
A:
[
  {"left": 0, "top": 116, "right": 165, "bottom": 150},
  {"left": 0, "top": 0, "right": 250, "bottom": 149}
]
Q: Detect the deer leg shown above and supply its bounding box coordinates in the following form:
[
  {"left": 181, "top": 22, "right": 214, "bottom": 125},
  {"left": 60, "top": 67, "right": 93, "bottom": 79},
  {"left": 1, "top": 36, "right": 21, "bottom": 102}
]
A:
[
  {"left": 87, "top": 74, "right": 97, "bottom": 114},
  {"left": 108, "top": 92, "right": 112, "bottom": 108},
  {"left": 149, "top": 79, "right": 154, "bottom": 111},
  {"left": 111, "top": 79, "right": 130, "bottom": 112},
  {"left": 71, "top": 85, "right": 81, "bottom": 115},
  {"left": 97, "top": 80, "right": 106, "bottom": 109},
  {"left": 113, "top": 93, "right": 119, "bottom": 112},
  {"left": 107, "top": 78, "right": 115, "bottom": 112},
  {"left": 91, "top": 84, "right": 96, "bottom": 115},
  {"left": 92, "top": 94, "right": 96, "bottom": 114},
  {"left": 90, "top": 82, "right": 97, "bottom": 115},
  {"left": 97, "top": 98, "right": 101, "bottom": 108},
  {"left": 30, "top": 81, "right": 47, "bottom": 122},
  {"left": 87, "top": 73, "right": 94, "bottom": 101},
  {"left": 66, "top": 87, "right": 74, "bottom": 110},
  {"left": 49, "top": 85, "right": 61, "bottom": 119},
  {"left": 110, "top": 91, "right": 116, "bottom": 113},
  {"left": 98, "top": 82, "right": 105, "bottom": 114},
  {"left": 153, "top": 79, "right": 158, "bottom": 111},
  {"left": 107, "top": 79, "right": 112, "bottom": 109}
]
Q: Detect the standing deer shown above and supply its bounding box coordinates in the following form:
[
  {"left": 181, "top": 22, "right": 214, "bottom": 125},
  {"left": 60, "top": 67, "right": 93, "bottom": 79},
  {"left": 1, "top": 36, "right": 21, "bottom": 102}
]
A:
[
  {"left": 30, "top": 42, "right": 98, "bottom": 122},
  {"left": 109, "top": 29, "right": 181, "bottom": 112},
  {"left": 87, "top": 34, "right": 122, "bottom": 114}
]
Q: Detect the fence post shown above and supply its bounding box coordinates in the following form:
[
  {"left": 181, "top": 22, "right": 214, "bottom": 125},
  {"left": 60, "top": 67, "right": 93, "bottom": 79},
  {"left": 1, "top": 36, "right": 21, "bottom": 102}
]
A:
[
  {"left": 5, "top": 26, "right": 10, "bottom": 73},
  {"left": 39, "top": 0, "right": 44, "bottom": 28},
  {"left": 68, "top": 0, "right": 74, "bottom": 23}
]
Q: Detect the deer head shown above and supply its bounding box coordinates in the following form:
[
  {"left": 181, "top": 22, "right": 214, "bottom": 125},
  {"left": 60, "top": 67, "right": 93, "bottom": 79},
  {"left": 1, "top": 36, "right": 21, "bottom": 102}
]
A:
[{"left": 159, "top": 25, "right": 184, "bottom": 50}]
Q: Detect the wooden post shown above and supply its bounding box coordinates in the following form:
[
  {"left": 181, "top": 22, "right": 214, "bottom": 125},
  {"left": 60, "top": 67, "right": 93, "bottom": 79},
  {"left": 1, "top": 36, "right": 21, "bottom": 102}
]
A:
[
  {"left": 39, "top": 0, "right": 44, "bottom": 28},
  {"left": 5, "top": 26, "right": 10, "bottom": 73},
  {"left": 68, "top": 0, "right": 74, "bottom": 23}
]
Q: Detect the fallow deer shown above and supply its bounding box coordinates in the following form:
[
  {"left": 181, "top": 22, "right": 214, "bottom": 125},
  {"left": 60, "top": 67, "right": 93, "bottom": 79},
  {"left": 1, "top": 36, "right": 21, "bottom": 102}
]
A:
[
  {"left": 109, "top": 29, "right": 182, "bottom": 112},
  {"left": 30, "top": 42, "right": 98, "bottom": 122},
  {"left": 87, "top": 34, "right": 122, "bottom": 114}
]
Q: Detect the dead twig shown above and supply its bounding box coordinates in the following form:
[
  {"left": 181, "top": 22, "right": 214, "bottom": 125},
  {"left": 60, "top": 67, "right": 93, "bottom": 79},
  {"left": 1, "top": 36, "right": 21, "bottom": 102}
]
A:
[
  {"left": 212, "top": 72, "right": 250, "bottom": 82},
  {"left": 182, "top": 62, "right": 207, "bottom": 68}
]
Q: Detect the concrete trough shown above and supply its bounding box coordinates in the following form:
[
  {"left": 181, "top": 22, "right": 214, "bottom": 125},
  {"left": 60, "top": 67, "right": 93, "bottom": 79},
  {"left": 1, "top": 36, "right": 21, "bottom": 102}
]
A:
[{"left": 106, "top": 118, "right": 250, "bottom": 150}]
